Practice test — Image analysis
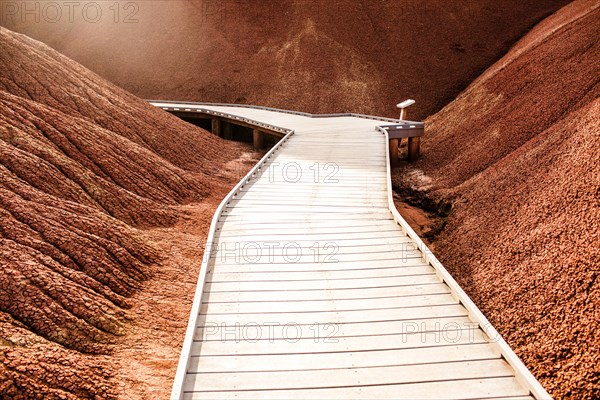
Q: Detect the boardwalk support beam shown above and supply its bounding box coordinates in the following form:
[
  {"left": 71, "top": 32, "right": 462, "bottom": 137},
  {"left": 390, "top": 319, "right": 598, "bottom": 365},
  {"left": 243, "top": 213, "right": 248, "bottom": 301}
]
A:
[
  {"left": 211, "top": 117, "right": 222, "bottom": 137},
  {"left": 389, "top": 138, "right": 399, "bottom": 167},
  {"left": 223, "top": 121, "right": 233, "bottom": 140},
  {"left": 253, "top": 129, "right": 265, "bottom": 150},
  {"left": 408, "top": 137, "right": 420, "bottom": 161}
]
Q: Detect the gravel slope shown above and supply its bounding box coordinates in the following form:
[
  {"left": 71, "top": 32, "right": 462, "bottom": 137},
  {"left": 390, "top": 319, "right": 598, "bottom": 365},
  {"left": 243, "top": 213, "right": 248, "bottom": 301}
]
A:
[{"left": 393, "top": 1, "right": 599, "bottom": 397}]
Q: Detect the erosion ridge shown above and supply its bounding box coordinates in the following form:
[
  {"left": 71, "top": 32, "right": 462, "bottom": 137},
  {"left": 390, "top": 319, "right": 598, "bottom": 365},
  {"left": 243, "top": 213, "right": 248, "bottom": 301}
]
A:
[
  {"left": 393, "top": 1, "right": 599, "bottom": 397},
  {"left": 0, "top": 27, "right": 254, "bottom": 398}
]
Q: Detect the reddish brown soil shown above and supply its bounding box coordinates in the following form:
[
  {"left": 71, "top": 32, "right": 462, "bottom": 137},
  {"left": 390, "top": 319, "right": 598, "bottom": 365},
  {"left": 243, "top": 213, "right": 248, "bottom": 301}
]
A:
[
  {"left": 393, "top": 1, "right": 599, "bottom": 397},
  {"left": 393, "top": 194, "right": 442, "bottom": 250},
  {"left": 1, "top": 0, "right": 569, "bottom": 120},
  {"left": 1, "top": 1, "right": 597, "bottom": 398},
  {"left": 0, "top": 27, "right": 258, "bottom": 398}
]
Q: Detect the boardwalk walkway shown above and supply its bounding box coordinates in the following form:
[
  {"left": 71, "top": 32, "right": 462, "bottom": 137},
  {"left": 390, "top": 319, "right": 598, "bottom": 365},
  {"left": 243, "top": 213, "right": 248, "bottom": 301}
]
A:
[{"left": 150, "top": 102, "right": 550, "bottom": 400}]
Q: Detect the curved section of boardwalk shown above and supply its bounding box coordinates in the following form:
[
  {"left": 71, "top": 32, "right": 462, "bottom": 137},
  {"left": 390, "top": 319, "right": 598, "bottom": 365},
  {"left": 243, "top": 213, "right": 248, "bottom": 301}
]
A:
[{"left": 150, "top": 103, "right": 550, "bottom": 400}]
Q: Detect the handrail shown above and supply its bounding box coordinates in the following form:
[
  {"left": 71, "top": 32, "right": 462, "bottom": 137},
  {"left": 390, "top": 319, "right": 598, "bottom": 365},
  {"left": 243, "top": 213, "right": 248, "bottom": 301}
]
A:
[
  {"left": 169, "top": 127, "right": 295, "bottom": 400},
  {"left": 380, "top": 130, "right": 551, "bottom": 399},
  {"left": 147, "top": 99, "right": 424, "bottom": 126},
  {"left": 159, "top": 105, "right": 291, "bottom": 135}
]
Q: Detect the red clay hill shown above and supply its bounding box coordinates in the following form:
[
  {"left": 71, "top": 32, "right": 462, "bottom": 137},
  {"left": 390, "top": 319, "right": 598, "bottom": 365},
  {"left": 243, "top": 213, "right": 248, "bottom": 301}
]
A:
[
  {"left": 393, "top": 0, "right": 599, "bottom": 397},
  {"left": 2, "top": 0, "right": 569, "bottom": 120},
  {"left": 0, "top": 27, "right": 256, "bottom": 399},
  {"left": 1, "top": 1, "right": 599, "bottom": 398}
]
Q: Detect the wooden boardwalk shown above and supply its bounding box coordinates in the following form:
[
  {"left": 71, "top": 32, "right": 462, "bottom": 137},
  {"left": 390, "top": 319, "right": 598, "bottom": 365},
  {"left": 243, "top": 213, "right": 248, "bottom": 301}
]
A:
[{"left": 150, "top": 102, "right": 551, "bottom": 399}]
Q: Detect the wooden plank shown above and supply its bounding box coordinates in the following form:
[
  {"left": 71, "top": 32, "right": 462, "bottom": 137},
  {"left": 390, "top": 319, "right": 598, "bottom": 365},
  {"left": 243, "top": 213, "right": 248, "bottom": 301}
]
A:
[
  {"left": 215, "top": 229, "right": 412, "bottom": 242},
  {"left": 215, "top": 225, "right": 409, "bottom": 235},
  {"left": 195, "top": 316, "right": 476, "bottom": 343},
  {"left": 227, "top": 199, "right": 388, "bottom": 208},
  {"left": 213, "top": 228, "right": 406, "bottom": 240},
  {"left": 206, "top": 259, "right": 431, "bottom": 275},
  {"left": 200, "top": 294, "right": 458, "bottom": 317},
  {"left": 224, "top": 205, "right": 390, "bottom": 212},
  {"left": 210, "top": 234, "right": 415, "bottom": 247},
  {"left": 215, "top": 225, "right": 397, "bottom": 235},
  {"left": 234, "top": 191, "right": 382, "bottom": 199},
  {"left": 244, "top": 178, "right": 386, "bottom": 185},
  {"left": 182, "top": 377, "right": 529, "bottom": 399},
  {"left": 221, "top": 208, "right": 390, "bottom": 216},
  {"left": 203, "top": 283, "right": 450, "bottom": 303},
  {"left": 236, "top": 187, "right": 385, "bottom": 194},
  {"left": 279, "top": 152, "right": 382, "bottom": 155},
  {"left": 210, "top": 237, "right": 414, "bottom": 249},
  {"left": 262, "top": 158, "right": 386, "bottom": 165},
  {"left": 191, "top": 323, "right": 487, "bottom": 356},
  {"left": 208, "top": 248, "right": 423, "bottom": 268},
  {"left": 208, "top": 239, "right": 418, "bottom": 251},
  {"left": 218, "top": 213, "right": 392, "bottom": 222},
  {"left": 205, "top": 273, "right": 439, "bottom": 292},
  {"left": 198, "top": 304, "right": 468, "bottom": 328},
  {"left": 184, "top": 359, "right": 513, "bottom": 392},
  {"left": 187, "top": 342, "right": 500, "bottom": 373},
  {"left": 208, "top": 251, "right": 423, "bottom": 267},
  {"left": 236, "top": 188, "right": 388, "bottom": 195},
  {"left": 230, "top": 193, "right": 387, "bottom": 201},
  {"left": 212, "top": 239, "right": 414, "bottom": 255},
  {"left": 232, "top": 191, "right": 387, "bottom": 198},
  {"left": 200, "top": 293, "right": 457, "bottom": 315},
  {"left": 209, "top": 265, "right": 434, "bottom": 281},
  {"left": 247, "top": 171, "right": 388, "bottom": 178},
  {"left": 259, "top": 157, "right": 386, "bottom": 164},
  {"left": 217, "top": 218, "right": 397, "bottom": 230},
  {"left": 206, "top": 268, "right": 434, "bottom": 286}
]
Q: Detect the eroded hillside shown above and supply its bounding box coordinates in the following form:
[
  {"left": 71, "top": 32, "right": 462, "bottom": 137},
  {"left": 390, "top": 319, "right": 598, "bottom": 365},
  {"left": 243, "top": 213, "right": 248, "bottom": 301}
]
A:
[
  {"left": 393, "top": 1, "right": 599, "bottom": 397},
  {"left": 2, "top": 0, "right": 569, "bottom": 120},
  {"left": 0, "top": 27, "right": 255, "bottom": 398}
]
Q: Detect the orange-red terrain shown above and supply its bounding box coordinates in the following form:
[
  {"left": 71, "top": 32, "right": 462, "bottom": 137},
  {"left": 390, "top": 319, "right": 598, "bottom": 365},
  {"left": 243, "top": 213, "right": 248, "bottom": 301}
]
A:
[
  {"left": 2, "top": 0, "right": 569, "bottom": 120},
  {"left": 0, "top": 28, "right": 257, "bottom": 398},
  {"left": 1, "top": 0, "right": 599, "bottom": 399},
  {"left": 393, "top": 0, "right": 599, "bottom": 397}
]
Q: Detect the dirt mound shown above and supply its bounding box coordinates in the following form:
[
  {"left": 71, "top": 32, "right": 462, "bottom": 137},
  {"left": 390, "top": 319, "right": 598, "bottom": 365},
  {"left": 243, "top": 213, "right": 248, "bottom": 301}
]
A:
[
  {"left": 0, "top": 27, "right": 253, "bottom": 398},
  {"left": 1, "top": 0, "right": 569, "bottom": 120},
  {"left": 393, "top": 1, "right": 599, "bottom": 397}
]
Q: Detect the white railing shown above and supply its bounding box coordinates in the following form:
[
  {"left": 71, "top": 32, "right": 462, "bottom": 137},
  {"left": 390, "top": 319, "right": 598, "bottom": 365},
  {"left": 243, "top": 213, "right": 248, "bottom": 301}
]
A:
[
  {"left": 381, "top": 130, "right": 551, "bottom": 399},
  {"left": 169, "top": 124, "right": 295, "bottom": 399},
  {"left": 148, "top": 99, "right": 424, "bottom": 126}
]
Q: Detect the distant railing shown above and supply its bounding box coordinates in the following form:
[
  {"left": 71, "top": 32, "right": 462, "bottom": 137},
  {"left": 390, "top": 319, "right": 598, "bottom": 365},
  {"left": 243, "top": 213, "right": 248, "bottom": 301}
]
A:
[
  {"left": 148, "top": 99, "right": 415, "bottom": 123},
  {"left": 148, "top": 100, "right": 425, "bottom": 162}
]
